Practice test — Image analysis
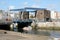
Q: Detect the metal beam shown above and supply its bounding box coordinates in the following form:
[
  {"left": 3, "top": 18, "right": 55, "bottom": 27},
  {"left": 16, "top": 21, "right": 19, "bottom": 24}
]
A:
[
  {"left": 9, "top": 7, "right": 46, "bottom": 12},
  {"left": 10, "top": 9, "right": 26, "bottom": 11},
  {"left": 25, "top": 7, "right": 46, "bottom": 10}
]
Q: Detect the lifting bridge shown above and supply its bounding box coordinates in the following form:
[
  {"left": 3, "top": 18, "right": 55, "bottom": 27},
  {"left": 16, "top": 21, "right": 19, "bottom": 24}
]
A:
[{"left": 0, "top": 7, "right": 46, "bottom": 32}]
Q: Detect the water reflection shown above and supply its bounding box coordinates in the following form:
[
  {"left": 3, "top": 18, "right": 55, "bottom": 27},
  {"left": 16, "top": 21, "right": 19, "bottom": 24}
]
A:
[
  {"left": 50, "top": 31, "right": 60, "bottom": 38},
  {"left": 14, "top": 28, "right": 60, "bottom": 40},
  {"left": 24, "top": 30, "right": 50, "bottom": 36},
  {"left": 27, "top": 30, "right": 60, "bottom": 40}
]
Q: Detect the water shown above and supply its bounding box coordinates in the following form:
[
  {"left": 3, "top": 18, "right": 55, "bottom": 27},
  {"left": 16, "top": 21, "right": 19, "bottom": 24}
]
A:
[
  {"left": 23, "top": 30, "right": 60, "bottom": 40},
  {"left": 23, "top": 30, "right": 60, "bottom": 37},
  {"left": 49, "top": 31, "right": 60, "bottom": 40},
  {"left": 14, "top": 28, "right": 60, "bottom": 40},
  {"left": 50, "top": 31, "right": 60, "bottom": 38}
]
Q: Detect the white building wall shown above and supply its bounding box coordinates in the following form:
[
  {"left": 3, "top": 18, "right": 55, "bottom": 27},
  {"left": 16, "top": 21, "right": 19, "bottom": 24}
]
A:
[
  {"left": 51, "top": 11, "right": 57, "bottom": 19},
  {"left": 57, "top": 12, "right": 60, "bottom": 19}
]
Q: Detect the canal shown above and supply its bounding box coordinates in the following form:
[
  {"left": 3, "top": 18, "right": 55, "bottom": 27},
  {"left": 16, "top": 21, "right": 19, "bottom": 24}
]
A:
[
  {"left": 0, "top": 22, "right": 60, "bottom": 40},
  {"left": 19, "top": 29, "right": 60, "bottom": 40},
  {"left": 12, "top": 20, "right": 60, "bottom": 40}
]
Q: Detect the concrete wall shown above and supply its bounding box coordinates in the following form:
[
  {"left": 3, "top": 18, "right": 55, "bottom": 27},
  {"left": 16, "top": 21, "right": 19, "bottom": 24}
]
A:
[
  {"left": 19, "top": 11, "right": 29, "bottom": 19},
  {"left": 36, "top": 10, "right": 51, "bottom": 22},
  {"left": 37, "top": 22, "right": 60, "bottom": 27},
  {"left": 36, "top": 10, "right": 44, "bottom": 20},
  {"left": 44, "top": 10, "right": 51, "bottom": 21},
  {"left": 23, "top": 11, "right": 29, "bottom": 19}
]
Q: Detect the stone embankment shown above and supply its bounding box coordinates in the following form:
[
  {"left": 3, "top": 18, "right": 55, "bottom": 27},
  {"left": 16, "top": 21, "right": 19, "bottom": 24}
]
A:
[{"left": 31, "top": 22, "right": 60, "bottom": 30}]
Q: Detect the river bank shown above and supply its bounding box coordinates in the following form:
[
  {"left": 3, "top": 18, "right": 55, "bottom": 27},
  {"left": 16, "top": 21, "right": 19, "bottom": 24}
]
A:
[
  {"left": 31, "top": 22, "right": 60, "bottom": 31},
  {"left": 0, "top": 30, "right": 52, "bottom": 40},
  {"left": 37, "top": 27, "right": 60, "bottom": 31}
]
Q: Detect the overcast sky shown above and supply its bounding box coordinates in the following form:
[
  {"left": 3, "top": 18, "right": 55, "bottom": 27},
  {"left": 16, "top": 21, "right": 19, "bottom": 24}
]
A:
[{"left": 0, "top": 0, "right": 60, "bottom": 11}]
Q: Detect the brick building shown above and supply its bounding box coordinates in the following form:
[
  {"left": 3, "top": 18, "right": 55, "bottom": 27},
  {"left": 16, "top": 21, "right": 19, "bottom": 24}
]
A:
[{"left": 36, "top": 9, "right": 51, "bottom": 22}]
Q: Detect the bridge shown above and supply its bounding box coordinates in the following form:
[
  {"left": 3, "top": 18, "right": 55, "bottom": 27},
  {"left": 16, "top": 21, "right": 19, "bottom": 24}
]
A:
[{"left": 0, "top": 7, "right": 46, "bottom": 32}]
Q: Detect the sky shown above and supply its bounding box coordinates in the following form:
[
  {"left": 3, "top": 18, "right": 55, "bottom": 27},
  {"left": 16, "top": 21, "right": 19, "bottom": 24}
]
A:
[{"left": 0, "top": 0, "right": 60, "bottom": 11}]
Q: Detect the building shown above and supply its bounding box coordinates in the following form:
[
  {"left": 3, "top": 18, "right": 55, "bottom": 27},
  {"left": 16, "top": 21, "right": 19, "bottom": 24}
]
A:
[
  {"left": 50, "top": 11, "right": 57, "bottom": 19},
  {"left": 0, "top": 10, "right": 3, "bottom": 19},
  {"left": 36, "top": 9, "right": 51, "bottom": 22},
  {"left": 50, "top": 11, "right": 60, "bottom": 22},
  {"left": 50, "top": 11, "right": 60, "bottom": 19},
  {"left": 57, "top": 12, "right": 60, "bottom": 19},
  {"left": 19, "top": 11, "right": 29, "bottom": 19},
  {"left": 29, "top": 12, "right": 36, "bottom": 19},
  {"left": 10, "top": 7, "right": 51, "bottom": 21}
]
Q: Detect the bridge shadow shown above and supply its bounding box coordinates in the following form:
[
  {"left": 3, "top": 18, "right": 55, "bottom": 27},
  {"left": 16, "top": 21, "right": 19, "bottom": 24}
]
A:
[
  {"left": 17, "top": 22, "right": 32, "bottom": 32},
  {"left": 0, "top": 24, "right": 10, "bottom": 30},
  {"left": 0, "top": 21, "right": 32, "bottom": 33}
]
